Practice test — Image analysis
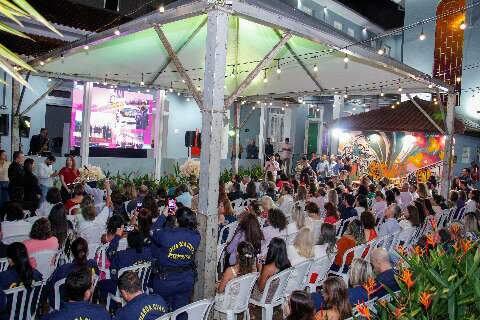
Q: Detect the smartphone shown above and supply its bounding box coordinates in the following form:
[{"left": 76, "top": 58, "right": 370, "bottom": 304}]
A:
[
  {"left": 124, "top": 225, "right": 135, "bottom": 232},
  {"left": 168, "top": 199, "right": 177, "bottom": 213},
  {"left": 136, "top": 202, "right": 143, "bottom": 210}
]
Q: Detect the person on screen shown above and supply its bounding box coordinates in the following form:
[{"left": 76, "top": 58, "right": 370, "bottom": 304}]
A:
[{"left": 136, "top": 105, "right": 148, "bottom": 130}]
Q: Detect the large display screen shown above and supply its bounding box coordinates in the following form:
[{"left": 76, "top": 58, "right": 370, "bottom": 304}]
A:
[{"left": 71, "top": 85, "right": 153, "bottom": 149}]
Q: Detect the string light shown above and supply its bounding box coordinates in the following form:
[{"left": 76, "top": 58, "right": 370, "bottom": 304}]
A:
[
  {"left": 343, "top": 54, "right": 349, "bottom": 63},
  {"left": 103, "top": 75, "right": 107, "bottom": 86},
  {"left": 428, "top": 83, "right": 433, "bottom": 89},
  {"left": 313, "top": 64, "right": 318, "bottom": 72},
  {"left": 177, "top": 92, "right": 180, "bottom": 96},
  {"left": 140, "top": 73, "right": 144, "bottom": 86},
  {"left": 419, "top": 28, "right": 426, "bottom": 41},
  {"left": 343, "top": 88, "right": 348, "bottom": 99},
  {"left": 380, "top": 87, "right": 384, "bottom": 97},
  {"left": 281, "top": 107, "right": 285, "bottom": 111},
  {"left": 159, "top": 5, "right": 165, "bottom": 13},
  {"left": 285, "top": 103, "right": 289, "bottom": 107},
  {"left": 114, "top": 29, "right": 121, "bottom": 36},
  {"left": 276, "top": 60, "right": 281, "bottom": 74},
  {"left": 460, "top": 21, "right": 466, "bottom": 30},
  {"left": 231, "top": 66, "right": 236, "bottom": 78},
  {"left": 40, "top": 61, "right": 45, "bottom": 66},
  {"left": 186, "top": 97, "right": 190, "bottom": 102},
  {"left": 47, "top": 78, "right": 51, "bottom": 82},
  {"left": 146, "top": 89, "right": 150, "bottom": 93},
  {"left": 269, "top": 102, "right": 273, "bottom": 106},
  {"left": 83, "top": 45, "right": 89, "bottom": 50},
  {"left": 391, "top": 105, "right": 395, "bottom": 109},
  {"left": 263, "top": 69, "right": 268, "bottom": 83},
  {"left": 377, "top": 48, "right": 384, "bottom": 55}
]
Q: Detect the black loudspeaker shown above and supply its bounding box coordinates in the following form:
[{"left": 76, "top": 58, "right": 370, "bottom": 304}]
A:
[
  {"left": 20, "top": 116, "right": 30, "bottom": 138},
  {"left": 185, "top": 131, "right": 201, "bottom": 148},
  {"left": 0, "top": 114, "right": 8, "bottom": 136}
]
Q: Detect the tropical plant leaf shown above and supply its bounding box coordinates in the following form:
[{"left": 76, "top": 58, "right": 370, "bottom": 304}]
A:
[
  {"left": 0, "top": 57, "right": 30, "bottom": 88},
  {"left": 12, "top": 0, "right": 62, "bottom": 37},
  {"left": 0, "top": 2, "right": 24, "bottom": 25},
  {"left": 0, "top": 43, "right": 34, "bottom": 71},
  {"left": 0, "top": 21, "right": 31, "bottom": 39},
  {"left": 0, "top": 0, "right": 28, "bottom": 16}
]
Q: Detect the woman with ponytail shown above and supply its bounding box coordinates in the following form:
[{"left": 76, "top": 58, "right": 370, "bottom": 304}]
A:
[
  {"left": 215, "top": 241, "right": 257, "bottom": 308},
  {"left": 0, "top": 242, "right": 42, "bottom": 290},
  {"left": 45, "top": 238, "right": 98, "bottom": 308}
]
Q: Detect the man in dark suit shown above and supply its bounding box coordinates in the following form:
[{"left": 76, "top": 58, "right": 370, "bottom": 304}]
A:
[
  {"left": 371, "top": 248, "right": 399, "bottom": 298},
  {"left": 7, "top": 151, "right": 25, "bottom": 201},
  {"left": 29, "top": 128, "right": 48, "bottom": 155}
]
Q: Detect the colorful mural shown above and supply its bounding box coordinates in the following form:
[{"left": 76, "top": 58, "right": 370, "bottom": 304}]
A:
[{"left": 338, "top": 131, "right": 445, "bottom": 179}]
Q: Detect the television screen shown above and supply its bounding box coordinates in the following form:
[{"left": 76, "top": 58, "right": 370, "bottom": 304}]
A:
[{"left": 71, "top": 84, "right": 153, "bottom": 149}]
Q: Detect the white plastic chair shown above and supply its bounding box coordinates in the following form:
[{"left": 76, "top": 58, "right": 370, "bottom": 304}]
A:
[
  {"left": 95, "top": 243, "right": 110, "bottom": 280},
  {"left": 306, "top": 254, "right": 336, "bottom": 292},
  {"left": 217, "top": 243, "right": 227, "bottom": 281},
  {"left": 106, "top": 262, "right": 152, "bottom": 310},
  {"left": 286, "top": 232, "right": 298, "bottom": 245},
  {"left": 170, "top": 298, "right": 214, "bottom": 320},
  {"left": 54, "top": 275, "right": 99, "bottom": 311},
  {"left": 218, "top": 221, "right": 238, "bottom": 245},
  {"left": 78, "top": 223, "right": 105, "bottom": 259},
  {"left": 214, "top": 272, "right": 259, "bottom": 320},
  {"left": 4, "top": 281, "right": 44, "bottom": 320},
  {"left": 331, "top": 244, "right": 367, "bottom": 281},
  {"left": 155, "top": 313, "right": 171, "bottom": 320},
  {"left": 0, "top": 257, "right": 9, "bottom": 271},
  {"left": 285, "top": 259, "right": 313, "bottom": 295},
  {"left": 3, "top": 234, "right": 30, "bottom": 245},
  {"left": 231, "top": 199, "right": 245, "bottom": 213},
  {"left": 30, "top": 249, "right": 58, "bottom": 279},
  {"left": 249, "top": 267, "right": 294, "bottom": 320},
  {"left": 336, "top": 217, "right": 356, "bottom": 237}
]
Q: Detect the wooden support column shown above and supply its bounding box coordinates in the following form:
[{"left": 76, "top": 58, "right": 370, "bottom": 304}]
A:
[
  {"left": 318, "top": 108, "right": 324, "bottom": 154},
  {"left": 80, "top": 82, "right": 93, "bottom": 167},
  {"left": 232, "top": 101, "right": 240, "bottom": 174},
  {"left": 154, "top": 90, "right": 166, "bottom": 180},
  {"left": 440, "top": 93, "right": 456, "bottom": 198},
  {"left": 406, "top": 94, "right": 445, "bottom": 135},
  {"left": 195, "top": 8, "right": 229, "bottom": 300},
  {"left": 259, "top": 106, "right": 266, "bottom": 161}
]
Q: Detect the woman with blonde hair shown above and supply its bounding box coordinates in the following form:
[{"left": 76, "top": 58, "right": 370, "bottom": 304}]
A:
[
  {"left": 261, "top": 195, "right": 275, "bottom": 217},
  {"left": 287, "top": 203, "right": 311, "bottom": 235},
  {"left": 123, "top": 182, "right": 137, "bottom": 202},
  {"left": 296, "top": 185, "right": 308, "bottom": 202},
  {"left": 287, "top": 227, "right": 316, "bottom": 266},
  {"left": 417, "top": 182, "right": 429, "bottom": 199}
]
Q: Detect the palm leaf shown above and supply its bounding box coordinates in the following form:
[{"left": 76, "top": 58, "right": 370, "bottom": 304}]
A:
[
  {"left": 0, "top": 43, "right": 34, "bottom": 71},
  {"left": 0, "top": 57, "right": 30, "bottom": 88},
  {"left": 0, "top": 3, "right": 24, "bottom": 25},
  {"left": 0, "top": 0, "right": 28, "bottom": 16},
  {"left": 12, "top": 0, "right": 62, "bottom": 37},
  {"left": 0, "top": 21, "right": 32, "bottom": 39}
]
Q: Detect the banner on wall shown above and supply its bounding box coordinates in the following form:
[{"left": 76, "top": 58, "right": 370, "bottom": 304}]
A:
[{"left": 71, "top": 85, "right": 154, "bottom": 149}]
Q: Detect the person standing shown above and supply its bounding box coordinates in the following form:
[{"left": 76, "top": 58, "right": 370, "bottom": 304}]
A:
[
  {"left": 316, "top": 155, "right": 329, "bottom": 182},
  {"left": 281, "top": 138, "right": 293, "bottom": 176},
  {"left": 264, "top": 155, "right": 280, "bottom": 180},
  {"left": 38, "top": 155, "right": 57, "bottom": 204},
  {"left": 28, "top": 128, "right": 48, "bottom": 155},
  {"left": 309, "top": 152, "right": 320, "bottom": 175},
  {"left": 8, "top": 151, "right": 25, "bottom": 201},
  {"left": 23, "top": 158, "right": 42, "bottom": 212},
  {"left": 264, "top": 137, "right": 274, "bottom": 161},
  {"left": 0, "top": 150, "right": 10, "bottom": 208},
  {"left": 59, "top": 156, "right": 80, "bottom": 202},
  {"left": 246, "top": 139, "right": 259, "bottom": 159}
]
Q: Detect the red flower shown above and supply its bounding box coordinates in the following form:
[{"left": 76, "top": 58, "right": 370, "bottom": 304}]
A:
[
  {"left": 419, "top": 291, "right": 432, "bottom": 310},
  {"left": 399, "top": 268, "right": 415, "bottom": 290},
  {"left": 356, "top": 302, "right": 371, "bottom": 320},
  {"left": 394, "top": 306, "right": 406, "bottom": 319},
  {"left": 362, "top": 277, "right": 377, "bottom": 299}
]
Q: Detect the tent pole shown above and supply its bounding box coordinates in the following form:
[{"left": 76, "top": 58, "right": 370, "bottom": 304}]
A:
[
  {"left": 440, "top": 93, "right": 456, "bottom": 198},
  {"left": 330, "top": 95, "right": 344, "bottom": 155},
  {"left": 406, "top": 94, "right": 445, "bottom": 135},
  {"left": 154, "top": 90, "right": 166, "bottom": 180},
  {"left": 232, "top": 101, "right": 240, "bottom": 174},
  {"left": 80, "top": 82, "right": 93, "bottom": 167},
  {"left": 154, "top": 25, "right": 204, "bottom": 109},
  {"left": 224, "top": 32, "right": 292, "bottom": 108},
  {"left": 149, "top": 17, "right": 208, "bottom": 85},
  {"left": 195, "top": 7, "right": 229, "bottom": 300}
]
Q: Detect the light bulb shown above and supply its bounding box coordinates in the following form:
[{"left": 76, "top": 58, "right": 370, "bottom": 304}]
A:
[
  {"left": 428, "top": 84, "right": 433, "bottom": 89},
  {"left": 169, "top": 88, "right": 173, "bottom": 92},
  {"left": 344, "top": 94, "right": 348, "bottom": 99},
  {"left": 40, "top": 61, "right": 45, "bottom": 66},
  {"left": 419, "top": 31, "right": 426, "bottom": 41},
  {"left": 281, "top": 107, "right": 285, "bottom": 111},
  {"left": 140, "top": 81, "right": 144, "bottom": 86},
  {"left": 146, "top": 89, "right": 150, "bottom": 93},
  {"left": 343, "top": 55, "right": 349, "bottom": 63},
  {"left": 313, "top": 65, "right": 318, "bottom": 72},
  {"left": 377, "top": 48, "right": 384, "bottom": 55},
  {"left": 114, "top": 29, "right": 121, "bottom": 36},
  {"left": 159, "top": 5, "right": 165, "bottom": 13},
  {"left": 47, "top": 78, "right": 51, "bottom": 82},
  {"left": 83, "top": 45, "right": 89, "bottom": 50},
  {"left": 460, "top": 21, "right": 466, "bottom": 30},
  {"left": 269, "top": 102, "right": 273, "bottom": 106},
  {"left": 186, "top": 97, "right": 190, "bottom": 102},
  {"left": 252, "top": 106, "right": 256, "bottom": 110},
  {"left": 380, "top": 92, "right": 385, "bottom": 97},
  {"left": 276, "top": 68, "right": 281, "bottom": 74},
  {"left": 263, "top": 77, "right": 268, "bottom": 83},
  {"left": 398, "top": 87, "right": 403, "bottom": 92},
  {"left": 103, "top": 81, "right": 107, "bottom": 86},
  {"left": 177, "top": 92, "right": 180, "bottom": 96}
]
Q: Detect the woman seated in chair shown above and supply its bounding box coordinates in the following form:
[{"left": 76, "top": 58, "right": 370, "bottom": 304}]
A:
[
  {"left": 64, "top": 184, "right": 85, "bottom": 213},
  {"left": 332, "top": 219, "right": 365, "bottom": 273},
  {"left": 215, "top": 241, "right": 256, "bottom": 306},
  {"left": 251, "top": 237, "right": 291, "bottom": 303},
  {"left": 46, "top": 237, "right": 98, "bottom": 309},
  {"left": 0, "top": 242, "right": 43, "bottom": 318},
  {"left": 23, "top": 218, "right": 59, "bottom": 268},
  {"left": 98, "top": 230, "right": 153, "bottom": 303},
  {"left": 1, "top": 202, "right": 32, "bottom": 241},
  {"left": 314, "top": 277, "right": 352, "bottom": 320}
]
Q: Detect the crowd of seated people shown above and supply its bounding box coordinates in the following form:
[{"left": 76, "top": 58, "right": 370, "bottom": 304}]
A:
[{"left": 0, "top": 149, "right": 478, "bottom": 319}]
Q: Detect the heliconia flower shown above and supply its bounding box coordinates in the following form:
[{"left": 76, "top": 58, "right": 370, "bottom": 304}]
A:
[
  {"left": 419, "top": 291, "right": 432, "bottom": 310},
  {"left": 426, "top": 234, "right": 436, "bottom": 247},
  {"left": 397, "top": 245, "right": 406, "bottom": 256},
  {"left": 356, "top": 302, "right": 371, "bottom": 320},
  {"left": 399, "top": 268, "right": 415, "bottom": 290},
  {"left": 450, "top": 224, "right": 460, "bottom": 235},
  {"left": 461, "top": 239, "right": 473, "bottom": 254},
  {"left": 453, "top": 241, "right": 460, "bottom": 254},
  {"left": 414, "top": 245, "right": 424, "bottom": 256},
  {"left": 362, "top": 277, "right": 377, "bottom": 299},
  {"left": 394, "top": 306, "right": 406, "bottom": 319},
  {"left": 429, "top": 217, "right": 437, "bottom": 230}
]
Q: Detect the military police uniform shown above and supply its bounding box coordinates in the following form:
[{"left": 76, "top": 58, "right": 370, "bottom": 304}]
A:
[
  {"left": 114, "top": 293, "right": 167, "bottom": 320},
  {"left": 41, "top": 301, "right": 111, "bottom": 320}
]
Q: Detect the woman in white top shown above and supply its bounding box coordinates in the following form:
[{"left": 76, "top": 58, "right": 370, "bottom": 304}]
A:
[
  {"left": 372, "top": 191, "right": 388, "bottom": 221},
  {"left": 0, "top": 150, "right": 10, "bottom": 208},
  {"left": 309, "top": 187, "right": 326, "bottom": 215},
  {"left": 354, "top": 195, "right": 368, "bottom": 216},
  {"left": 287, "top": 227, "right": 317, "bottom": 266},
  {"left": 315, "top": 223, "right": 337, "bottom": 259},
  {"left": 287, "top": 203, "right": 311, "bottom": 237},
  {"left": 261, "top": 208, "right": 288, "bottom": 256},
  {"left": 465, "top": 189, "right": 479, "bottom": 213},
  {"left": 398, "top": 204, "right": 420, "bottom": 243},
  {"left": 36, "top": 187, "right": 62, "bottom": 217},
  {"left": 264, "top": 155, "right": 280, "bottom": 180}
]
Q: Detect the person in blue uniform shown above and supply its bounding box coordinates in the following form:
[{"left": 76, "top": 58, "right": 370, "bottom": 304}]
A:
[
  {"left": 114, "top": 271, "right": 167, "bottom": 320},
  {"left": 42, "top": 267, "right": 111, "bottom": 320},
  {"left": 0, "top": 242, "right": 43, "bottom": 320},
  {"left": 98, "top": 229, "right": 153, "bottom": 302},
  {"left": 45, "top": 237, "right": 98, "bottom": 308},
  {"left": 150, "top": 206, "right": 200, "bottom": 311}
]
